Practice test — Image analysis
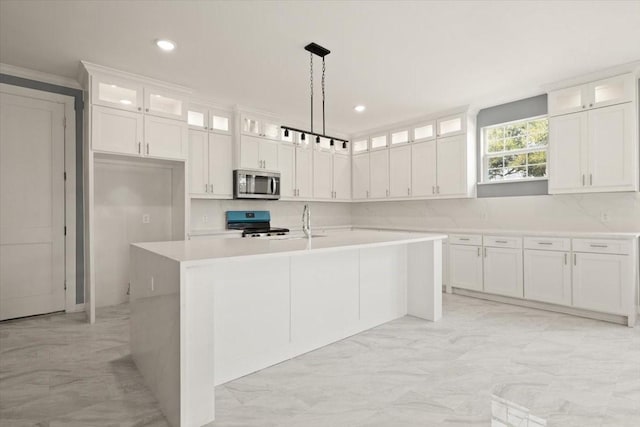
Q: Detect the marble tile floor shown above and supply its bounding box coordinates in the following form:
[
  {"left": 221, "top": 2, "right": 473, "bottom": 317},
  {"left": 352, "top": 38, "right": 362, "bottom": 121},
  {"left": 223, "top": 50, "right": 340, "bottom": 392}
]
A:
[{"left": 1, "top": 294, "right": 638, "bottom": 427}]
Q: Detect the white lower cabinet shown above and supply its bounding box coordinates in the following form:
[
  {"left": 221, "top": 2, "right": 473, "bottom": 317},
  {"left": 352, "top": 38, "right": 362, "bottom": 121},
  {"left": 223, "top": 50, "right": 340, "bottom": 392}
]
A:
[
  {"left": 572, "top": 252, "right": 629, "bottom": 315},
  {"left": 524, "top": 249, "right": 571, "bottom": 305},
  {"left": 448, "top": 243, "right": 483, "bottom": 291},
  {"left": 483, "top": 246, "right": 523, "bottom": 298}
]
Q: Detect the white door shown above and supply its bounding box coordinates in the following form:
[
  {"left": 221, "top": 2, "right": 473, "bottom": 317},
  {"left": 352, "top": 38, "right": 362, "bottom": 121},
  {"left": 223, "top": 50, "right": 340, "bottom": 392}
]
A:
[
  {"left": 240, "top": 135, "right": 261, "bottom": 169},
  {"left": 92, "top": 106, "right": 143, "bottom": 156},
  {"left": 548, "top": 112, "right": 587, "bottom": 193},
  {"left": 483, "top": 247, "right": 524, "bottom": 298},
  {"left": 295, "top": 146, "right": 313, "bottom": 198},
  {"left": 369, "top": 149, "right": 389, "bottom": 199},
  {"left": 573, "top": 252, "right": 628, "bottom": 315},
  {"left": 260, "top": 140, "right": 279, "bottom": 171},
  {"left": 209, "top": 133, "right": 233, "bottom": 197},
  {"left": 389, "top": 145, "right": 412, "bottom": 197},
  {"left": 587, "top": 103, "right": 635, "bottom": 191},
  {"left": 144, "top": 115, "right": 188, "bottom": 160},
  {"left": 312, "top": 150, "right": 333, "bottom": 199},
  {"left": 448, "top": 245, "right": 483, "bottom": 291},
  {"left": 0, "top": 93, "right": 66, "bottom": 320},
  {"left": 332, "top": 154, "right": 351, "bottom": 200},
  {"left": 411, "top": 140, "right": 437, "bottom": 197},
  {"left": 188, "top": 130, "right": 208, "bottom": 195},
  {"left": 278, "top": 143, "right": 295, "bottom": 199},
  {"left": 352, "top": 154, "right": 370, "bottom": 200},
  {"left": 524, "top": 249, "right": 571, "bottom": 305},
  {"left": 436, "top": 134, "right": 467, "bottom": 196}
]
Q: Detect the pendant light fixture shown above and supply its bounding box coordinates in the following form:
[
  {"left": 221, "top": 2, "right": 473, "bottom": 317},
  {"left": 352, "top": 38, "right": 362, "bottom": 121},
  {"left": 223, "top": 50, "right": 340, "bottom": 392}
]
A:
[{"left": 281, "top": 42, "right": 348, "bottom": 149}]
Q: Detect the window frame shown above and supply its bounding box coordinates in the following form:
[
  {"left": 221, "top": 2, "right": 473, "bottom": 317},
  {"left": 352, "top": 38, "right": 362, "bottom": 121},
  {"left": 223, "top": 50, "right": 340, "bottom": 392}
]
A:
[{"left": 481, "top": 115, "right": 549, "bottom": 184}]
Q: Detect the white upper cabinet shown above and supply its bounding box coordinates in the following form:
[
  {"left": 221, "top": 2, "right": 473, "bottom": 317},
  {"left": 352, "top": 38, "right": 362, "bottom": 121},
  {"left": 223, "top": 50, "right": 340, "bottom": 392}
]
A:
[
  {"left": 296, "top": 145, "right": 313, "bottom": 199},
  {"left": 549, "top": 73, "right": 634, "bottom": 117},
  {"left": 436, "top": 134, "right": 468, "bottom": 196},
  {"left": 411, "top": 140, "right": 437, "bottom": 197},
  {"left": 91, "top": 74, "right": 143, "bottom": 112},
  {"left": 278, "top": 143, "right": 296, "bottom": 199},
  {"left": 352, "top": 138, "right": 369, "bottom": 154},
  {"left": 187, "top": 105, "right": 232, "bottom": 134},
  {"left": 91, "top": 105, "right": 143, "bottom": 155},
  {"left": 370, "top": 134, "right": 388, "bottom": 150},
  {"left": 240, "top": 135, "right": 278, "bottom": 170},
  {"left": 312, "top": 150, "right": 333, "bottom": 200},
  {"left": 390, "top": 129, "right": 410, "bottom": 146},
  {"left": 352, "top": 153, "right": 370, "bottom": 200},
  {"left": 389, "top": 145, "right": 412, "bottom": 197},
  {"left": 241, "top": 114, "right": 280, "bottom": 140},
  {"left": 144, "top": 87, "right": 186, "bottom": 120},
  {"left": 333, "top": 154, "right": 351, "bottom": 200},
  {"left": 189, "top": 130, "right": 232, "bottom": 198},
  {"left": 369, "top": 149, "right": 390, "bottom": 199},
  {"left": 437, "top": 112, "right": 466, "bottom": 137},
  {"left": 187, "top": 105, "right": 208, "bottom": 130},
  {"left": 412, "top": 121, "right": 436, "bottom": 143},
  {"left": 548, "top": 112, "right": 588, "bottom": 192},
  {"left": 189, "top": 130, "right": 209, "bottom": 195},
  {"left": 144, "top": 115, "right": 188, "bottom": 160}
]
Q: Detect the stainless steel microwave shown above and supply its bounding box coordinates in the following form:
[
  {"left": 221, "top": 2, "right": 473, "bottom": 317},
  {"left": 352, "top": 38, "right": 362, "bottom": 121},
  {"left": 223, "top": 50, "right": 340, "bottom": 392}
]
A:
[{"left": 233, "top": 170, "right": 280, "bottom": 200}]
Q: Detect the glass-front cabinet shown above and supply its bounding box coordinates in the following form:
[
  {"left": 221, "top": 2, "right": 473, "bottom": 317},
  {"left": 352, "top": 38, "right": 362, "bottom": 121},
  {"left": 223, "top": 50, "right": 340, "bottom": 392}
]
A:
[
  {"left": 91, "top": 74, "right": 143, "bottom": 112},
  {"left": 188, "top": 105, "right": 232, "bottom": 133},
  {"left": 241, "top": 114, "right": 280, "bottom": 140},
  {"left": 412, "top": 121, "right": 436, "bottom": 143},
  {"left": 437, "top": 113, "right": 466, "bottom": 137},
  {"left": 548, "top": 85, "right": 588, "bottom": 116},
  {"left": 390, "top": 129, "right": 410, "bottom": 145},
  {"left": 370, "top": 134, "right": 388, "bottom": 150},
  {"left": 352, "top": 138, "right": 368, "bottom": 154},
  {"left": 144, "top": 87, "right": 186, "bottom": 121}
]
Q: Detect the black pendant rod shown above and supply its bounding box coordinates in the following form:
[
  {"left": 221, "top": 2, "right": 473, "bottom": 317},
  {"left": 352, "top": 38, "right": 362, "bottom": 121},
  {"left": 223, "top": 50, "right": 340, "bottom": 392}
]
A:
[{"left": 280, "top": 125, "right": 348, "bottom": 144}]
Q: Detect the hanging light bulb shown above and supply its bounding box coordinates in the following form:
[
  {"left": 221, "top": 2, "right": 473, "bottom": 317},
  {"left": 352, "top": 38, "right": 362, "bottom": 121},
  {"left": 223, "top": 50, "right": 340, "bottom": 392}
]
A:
[
  {"left": 301, "top": 133, "right": 306, "bottom": 141},
  {"left": 330, "top": 139, "right": 334, "bottom": 146},
  {"left": 316, "top": 135, "right": 320, "bottom": 144},
  {"left": 342, "top": 141, "right": 347, "bottom": 149},
  {"left": 284, "top": 128, "right": 289, "bottom": 137}
]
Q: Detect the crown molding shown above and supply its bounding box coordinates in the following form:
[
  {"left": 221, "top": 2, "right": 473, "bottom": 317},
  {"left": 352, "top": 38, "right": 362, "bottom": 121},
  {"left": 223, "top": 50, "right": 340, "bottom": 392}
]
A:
[
  {"left": 542, "top": 60, "right": 640, "bottom": 92},
  {"left": 0, "top": 63, "right": 82, "bottom": 90}
]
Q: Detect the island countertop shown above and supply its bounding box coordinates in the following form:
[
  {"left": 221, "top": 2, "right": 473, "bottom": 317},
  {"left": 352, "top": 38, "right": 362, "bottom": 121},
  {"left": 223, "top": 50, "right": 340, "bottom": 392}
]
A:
[{"left": 132, "top": 229, "right": 447, "bottom": 264}]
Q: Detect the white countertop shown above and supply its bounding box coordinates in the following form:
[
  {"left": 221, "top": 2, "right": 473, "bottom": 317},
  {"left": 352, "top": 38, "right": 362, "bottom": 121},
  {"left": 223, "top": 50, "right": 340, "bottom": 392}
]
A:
[
  {"left": 354, "top": 226, "right": 640, "bottom": 239},
  {"left": 134, "top": 230, "right": 447, "bottom": 264}
]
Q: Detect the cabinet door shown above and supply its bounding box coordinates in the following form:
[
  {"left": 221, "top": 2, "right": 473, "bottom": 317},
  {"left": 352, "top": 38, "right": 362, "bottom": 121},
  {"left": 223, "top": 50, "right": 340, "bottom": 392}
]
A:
[
  {"left": 144, "top": 87, "right": 186, "bottom": 121},
  {"left": 188, "top": 130, "right": 209, "bottom": 195},
  {"left": 389, "top": 146, "right": 412, "bottom": 197},
  {"left": 91, "top": 75, "right": 143, "bottom": 112},
  {"left": 412, "top": 121, "right": 436, "bottom": 143},
  {"left": 144, "top": 115, "right": 188, "bottom": 160},
  {"left": 295, "top": 146, "right": 313, "bottom": 199},
  {"left": 437, "top": 113, "right": 466, "bottom": 137},
  {"left": 411, "top": 141, "right": 437, "bottom": 197},
  {"left": 352, "top": 154, "right": 370, "bottom": 200},
  {"left": 483, "top": 247, "right": 523, "bottom": 298},
  {"left": 333, "top": 154, "right": 351, "bottom": 200},
  {"left": 548, "top": 85, "right": 589, "bottom": 117},
  {"left": 241, "top": 115, "right": 261, "bottom": 137},
  {"left": 262, "top": 121, "right": 280, "bottom": 140},
  {"left": 587, "top": 103, "right": 636, "bottom": 191},
  {"left": 312, "top": 150, "right": 333, "bottom": 200},
  {"left": 449, "top": 245, "right": 483, "bottom": 291},
  {"left": 278, "top": 143, "right": 296, "bottom": 199},
  {"left": 369, "top": 149, "right": 389, "bottom": 199},
  {"left": 588, "top": 74, "right": 634, "bottom": 110},
  {"left": 209, "top": 111, "right": 231, "bottom": 134},
  {"left": 524, "top": 250, "right": 571, "bottom": 305},
  {"left": 436, "top": 134, "right": 467, "bottom": 196},
  {"left": 573, "top": 252, "right": 628, "bottom": 315},
  {"left": 240, "top": 135, "right": 261, "bottom": 169},
  {"left": 187, "top": 105, "right": 208, "bottom": 130},
  {"left": 209, "top": 133, "right": 233, "bottom": 197},
  {"left": 91, "top": 106, "right": 142, "bottom": 156},
  {"left": 548, "top": 112, "right": 588, "bottom": 193},
  {"left": 260, "top": 140, "right": 279, "bottom": 170}
]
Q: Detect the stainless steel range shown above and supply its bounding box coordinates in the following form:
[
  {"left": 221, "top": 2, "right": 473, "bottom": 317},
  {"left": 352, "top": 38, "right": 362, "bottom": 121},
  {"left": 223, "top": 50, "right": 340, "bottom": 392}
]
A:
[{"left": 226, "top": 210, "right": 289, "bottom": 238}]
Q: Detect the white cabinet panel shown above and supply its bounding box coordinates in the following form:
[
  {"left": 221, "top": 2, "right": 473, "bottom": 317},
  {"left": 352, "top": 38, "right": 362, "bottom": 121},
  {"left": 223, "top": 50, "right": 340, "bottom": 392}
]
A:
[
  {"left": 588, "top": 74, "right": 634, "bottom": 110},
  {"left": 278, "top": 143, "right": 295, "bottom": 199},
  {"left": 91, "top": 106, "right": 143, "bottom": 156},
  {"left": 389, "top": 146, "right": 412, "bottom": 197},
  {"left": 240, "top": 135, "right": 261, "bottom": 169},
  {"left": 144, "top": 115, "right": 188, "bottom": 160},
  {"left": 437, "top": 112, "right": 465, "bottom": 137},
  {"left": 572, "top": 238, "right": 631, "bottom": 255},
  {"left": 411, "top": 141, "right": 437, "bottom": 197},
  {"left": 188, "top": 130, "right": 208, "bottom": 195},
  {"left": 436, "top": 134, "right": 467, "bottom": 196},
  {"left": 209, "top": 133, "right": 233, "bottom": 197},
  {"left": 352, "top": 154, "right": 370, "bottom": 200},
  {"left": 549, "top": 112, "right": 587, "bottom": 193},
  {"left": 548, "top": 85, "right": 588, "bottom": 117},
  {"left": 524, "top": 249, "right": 571, "bottom": 305},
  {"left": 523, "top": 237, "right": 571, "bottom": 252},
  {"left": 449, "top": 244, "right": 483, "bottom": 291},
  {"left": 483, "top": 235, "right": 522, "bottom": 249},
  {"left": 144, "top": 87, "right": 186, "bottom": 120},
  {"left": 412, "top": 121, "right": 436, "bottom": 143},
  {"left": 572, "top": 252, "right": 628, "bottom": 315},
  {"left": 369, "top": 149, "right": 389, "bottom": 199},
  {"left": 295, "top": 146, "right": 313, "bottom": 198},
  {"left": 483, "top": 247, "right": 523, "bottom": 298},
  {"left": 587, "top": 103, "right": 635, "bottom": 191},
  {"left": 91, "top": 75, "right": 143, "bottom": 112},
  {"left": 260, "top": 140, "right": 279, "bottom": 171},
  {"left": 333, "top": 154, "right": 351, "bottom": 200},
  {"left": 313, "top": 150, "right": 333, "bottom": 200}
]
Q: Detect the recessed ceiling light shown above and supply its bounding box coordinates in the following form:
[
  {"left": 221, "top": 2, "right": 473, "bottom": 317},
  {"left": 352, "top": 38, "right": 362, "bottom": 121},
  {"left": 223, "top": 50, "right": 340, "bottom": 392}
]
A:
[
  {"left": 354, "top": 105, "right": 366, "bottom": 113},
  {"left": 119, "top": 99, "right": 132, "bottom": 105},
  {"left": 156, "top": 39, "right": 176, "bottom": 51}
]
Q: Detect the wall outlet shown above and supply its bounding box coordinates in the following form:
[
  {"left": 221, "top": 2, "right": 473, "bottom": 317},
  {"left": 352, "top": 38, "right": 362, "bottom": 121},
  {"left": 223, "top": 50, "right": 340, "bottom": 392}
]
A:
[
  {"left": 600, "top": 211, "right": 610, "bottom": 223},
  {"left": 142, "top": 214, "right": 150, "bottom": 224},
  {"left": 202, "top": 215, "right": 209, "bottom": 223}
]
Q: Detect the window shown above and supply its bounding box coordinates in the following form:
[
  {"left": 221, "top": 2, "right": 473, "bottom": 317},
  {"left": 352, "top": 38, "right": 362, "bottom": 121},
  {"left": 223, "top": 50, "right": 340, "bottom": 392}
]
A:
[{"left": 482, "top": 116, "right": 548, "bottom": 182}]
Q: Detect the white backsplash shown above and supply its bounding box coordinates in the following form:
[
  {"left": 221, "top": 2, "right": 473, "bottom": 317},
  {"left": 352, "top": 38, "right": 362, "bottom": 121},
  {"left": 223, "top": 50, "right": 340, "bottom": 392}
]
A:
[
  {"left": 352, "top": 192, "right": 640, "bottom": 233},
  {"left": 190, "top": 199, "right": 352, "bottom": 231}
]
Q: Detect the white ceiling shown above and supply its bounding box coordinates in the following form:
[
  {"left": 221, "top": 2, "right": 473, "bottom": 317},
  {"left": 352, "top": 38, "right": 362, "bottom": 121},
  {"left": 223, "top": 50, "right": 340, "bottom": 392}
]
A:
[{"left": 1, "top": 0, "right": 639, "bottom": 134}]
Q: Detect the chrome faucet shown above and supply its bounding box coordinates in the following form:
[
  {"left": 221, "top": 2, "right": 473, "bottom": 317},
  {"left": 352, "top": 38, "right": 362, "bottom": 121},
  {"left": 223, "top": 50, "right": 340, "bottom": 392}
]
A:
[{"left": 302, "top": 204, "right": 311, "bottom": 238}]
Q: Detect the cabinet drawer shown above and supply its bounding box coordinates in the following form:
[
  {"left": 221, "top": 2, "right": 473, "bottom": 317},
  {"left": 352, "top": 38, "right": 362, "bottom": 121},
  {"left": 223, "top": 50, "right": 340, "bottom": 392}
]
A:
[
  {"left": 483, "top": 235, "right": 522, "bottom": 249},
  {"left": 449, "top": 234, "right": 482, "bottom": 246},
  {"left": 524, "top": 237, "right": 570, "bottom": 251},
  {"left": 572, "top": 238, "right": 631, "bottom": 255}
]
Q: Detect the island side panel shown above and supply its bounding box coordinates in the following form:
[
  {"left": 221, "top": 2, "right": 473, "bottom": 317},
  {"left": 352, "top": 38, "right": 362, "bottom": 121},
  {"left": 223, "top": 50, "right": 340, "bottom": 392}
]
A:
[
  {"left": 130, "top": 246, "right": 182, "bottom": 427},
  {"left": 407, "top": 240, "right": 443, "bottom": 321}
]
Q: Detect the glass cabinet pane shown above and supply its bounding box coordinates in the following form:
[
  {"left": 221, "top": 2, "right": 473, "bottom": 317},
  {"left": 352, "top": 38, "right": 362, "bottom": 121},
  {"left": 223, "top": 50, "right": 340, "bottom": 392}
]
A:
[
  {"left": 318, "top": 137, "right": 332, "bottom": 150},
  {"left": 188, "top": 110, "right": 205, "bottom": 128},
  {"left": 263, "top": 122, "right": 280, "bottom": 139},
  {"left": 243, "top": 117, "right": 260, "bottom": 134},
  {"left": 353, "top": 139, "right": 368, "bottom": 153},
  {"left": 148, "top": 93, "right": 183, "bottom": 117},
  {"left": 438, "top": 116, "right": 463, "bottom": 136},
  {"left": 211, "top": 115, "right": 229, "bottom": 132},
  {"left": 549, "top": 86, "right": 584, "bottom": 115},
  {"left": 413, "top": 123, "right": 434, "bottom": 141},
  {"left": 370, "top": 134, "right": 388, "bottom": 149},
  {"left": 97, "top": 82, "right": 138, "bottom": 109},
  {"left": 592, "top": 76, "right": 631, "bottom": 106},
  {"left": 391, "top": 130, "right": 409, "bottom": 145}
]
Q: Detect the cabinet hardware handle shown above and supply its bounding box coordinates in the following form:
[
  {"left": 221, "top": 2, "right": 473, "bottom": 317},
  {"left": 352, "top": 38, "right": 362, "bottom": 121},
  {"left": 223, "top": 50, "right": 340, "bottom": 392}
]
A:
[
  {"left": 437, "top": 185, "right": 440, "bottom": 194},
  {"left": 484, "top": 247, "right": 487, "bottom": 258},
  {"left": 589, "top": 103, "right": 593, "bottom": 107},
  {"left": 496, "top": 240, "right": 508, "bottom": 243},
  {"left": 366, "top": 190, "right": 369, "bottom": 198},
  {"left": 138, "top": 142, "right": 141, "bottom": 154},
  {"left": 211, "top": 184, "right": 214, "bottom": 193},
  {"left": 432, "top": 185, "right": 435, "bottom": 194},
  {"left": 564, "top": 253, "right": 568, "bottom": 265},
  {"left": 589, "top": 244, "right": 608, "bottom": 248},
  {"left": 407, "top": 187, "right": 411, "bottom": 196},
  {"left": 573, "top": 253, "right": 577, "bottom": 265},
  {"left": 582, "top": 174, "right": 585, "bottom": 186},
  {"left": 538, "top": 242, "right": 553, "bottom": 245},
  {"left": 459, "top": 238, "right": 470, "bottom": 241},
  {"left": 146, "top": 108, "right": 149, "bottom": 112},
  {"left": 137, "top": 107, "right": 142, "bottom": 111},
  {"left": 589, "top": 174, "right": 592, "bottom": 185},
  {"left": 205, "top": 184, "right": 208, "bottom": 193},
  {"left": 582, "top": 105, "right": 586, "bottom": 109},
  {"left": 477, "top": 247, "right": 480, "bottom": 257},
  {"left": 146, "top": 143, "right": 149, "bottom": 155}
]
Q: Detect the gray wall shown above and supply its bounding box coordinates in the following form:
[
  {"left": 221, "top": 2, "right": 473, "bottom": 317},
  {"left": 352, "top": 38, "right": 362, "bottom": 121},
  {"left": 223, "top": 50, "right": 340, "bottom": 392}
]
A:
[{"left": 0, "top": 73, "right": 85, "bottom": 304}]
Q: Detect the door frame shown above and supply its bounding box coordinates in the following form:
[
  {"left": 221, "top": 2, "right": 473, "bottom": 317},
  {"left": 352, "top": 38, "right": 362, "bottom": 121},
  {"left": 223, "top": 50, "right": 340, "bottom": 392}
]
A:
[{"left": 0, "top": 83, "right": 78, "bottom": 314}]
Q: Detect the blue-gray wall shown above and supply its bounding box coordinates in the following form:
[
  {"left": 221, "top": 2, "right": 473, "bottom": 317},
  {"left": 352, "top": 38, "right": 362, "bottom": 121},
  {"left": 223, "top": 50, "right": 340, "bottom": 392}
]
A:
[{"left": 0, "top": 73, "right": 85, "bottom": 304}]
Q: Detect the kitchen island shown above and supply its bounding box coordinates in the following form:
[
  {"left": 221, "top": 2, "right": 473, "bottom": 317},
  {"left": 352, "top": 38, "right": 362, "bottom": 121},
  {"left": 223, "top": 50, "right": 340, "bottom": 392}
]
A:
[{"left": 130, "top": 230, "right": 447, "bottom": 427}]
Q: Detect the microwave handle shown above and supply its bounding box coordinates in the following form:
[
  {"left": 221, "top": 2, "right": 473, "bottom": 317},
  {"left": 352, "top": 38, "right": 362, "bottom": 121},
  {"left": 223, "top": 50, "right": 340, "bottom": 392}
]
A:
[{"left": 271, "top": 177, "right": 277, "bottom": 195}]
